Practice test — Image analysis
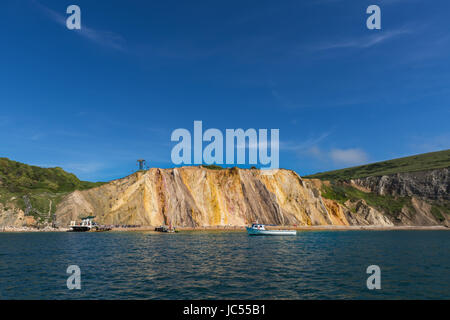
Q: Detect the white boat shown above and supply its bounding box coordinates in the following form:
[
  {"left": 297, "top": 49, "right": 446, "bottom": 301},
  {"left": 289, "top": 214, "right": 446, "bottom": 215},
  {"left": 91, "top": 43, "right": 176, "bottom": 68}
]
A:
[
  {"left": 68, "top": 216, "right": 96, "bottom": 232},
  {"left": 246, "top": 223, "right": 297, "bottom": 236}
]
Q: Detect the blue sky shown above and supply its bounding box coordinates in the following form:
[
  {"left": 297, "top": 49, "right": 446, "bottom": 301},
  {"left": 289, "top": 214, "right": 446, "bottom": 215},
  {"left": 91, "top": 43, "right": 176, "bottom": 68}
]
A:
[{"left": 1, "top": 0, "right": 449, "bottom": 181}]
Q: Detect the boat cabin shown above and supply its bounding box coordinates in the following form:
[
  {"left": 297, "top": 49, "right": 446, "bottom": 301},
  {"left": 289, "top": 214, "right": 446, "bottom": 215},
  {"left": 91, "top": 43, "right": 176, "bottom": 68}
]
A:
[
  {"left": 80, "top": 216, "right": 95, "bottom": 227},
  {"left": 251, "top": 223, "right": 266, "bottom": 230}
]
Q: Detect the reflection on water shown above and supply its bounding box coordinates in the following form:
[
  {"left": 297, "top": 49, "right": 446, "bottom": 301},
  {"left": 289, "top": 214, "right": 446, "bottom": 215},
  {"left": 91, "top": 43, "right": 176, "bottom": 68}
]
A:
[{"left": 0, "top": 231, "right": 448, "bottom": 299}]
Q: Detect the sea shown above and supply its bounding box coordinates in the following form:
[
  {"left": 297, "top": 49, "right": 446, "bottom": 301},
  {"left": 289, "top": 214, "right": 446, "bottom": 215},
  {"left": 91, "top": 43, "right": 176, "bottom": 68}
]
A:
[{"left": 0, "top": 230, "right": 448, "bottom": 299}]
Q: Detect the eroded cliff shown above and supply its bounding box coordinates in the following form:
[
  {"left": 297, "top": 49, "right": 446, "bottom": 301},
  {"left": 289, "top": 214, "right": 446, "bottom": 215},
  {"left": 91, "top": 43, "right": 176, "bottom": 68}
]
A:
[
  {"left": 350, "top": 168, "right": 449, "bottom": 200},
  {"left": 54, "top": 166, "right": 442, "bottom": 228},
  {"left": 55, "top": 167, "right": 335, "bottom": 227}
]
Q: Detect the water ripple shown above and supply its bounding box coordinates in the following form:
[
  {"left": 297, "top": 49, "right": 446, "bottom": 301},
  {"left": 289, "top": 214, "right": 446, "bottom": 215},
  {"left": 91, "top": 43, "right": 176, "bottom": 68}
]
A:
[{"left": 0, "top": 231, "right": 448, "bottom": 299}]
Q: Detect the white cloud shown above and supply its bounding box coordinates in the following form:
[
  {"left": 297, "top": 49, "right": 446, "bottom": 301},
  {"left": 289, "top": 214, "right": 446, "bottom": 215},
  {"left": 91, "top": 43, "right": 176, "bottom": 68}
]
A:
[
  {"left": 330, "top": 148, "right": 368, "bottom": 166},
  {"left": 281, "top": 131, "right": 332, "bottom": 152},
  {"left": 311, "top": 28, "right": 410, "bottom": 52}
]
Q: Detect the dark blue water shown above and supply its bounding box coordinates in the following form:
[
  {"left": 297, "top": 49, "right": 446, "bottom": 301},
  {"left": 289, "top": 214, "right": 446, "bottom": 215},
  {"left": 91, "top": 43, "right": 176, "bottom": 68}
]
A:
[{"left": 0, "top": 231, "right": 448, "bottom": 299}]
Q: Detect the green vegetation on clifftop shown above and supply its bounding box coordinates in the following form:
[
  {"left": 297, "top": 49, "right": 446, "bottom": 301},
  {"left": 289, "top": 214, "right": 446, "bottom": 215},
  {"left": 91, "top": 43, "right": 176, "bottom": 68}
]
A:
[
  {"left": 321, "top": 183, "right": 413, "bottom": 216},
  {"left": 304, "top": 149, "right": 450, "bottom": 180},
  {"left": 0, "top": 158, "right": 103, "bottom": 193},
  {"left": 0, "top": 158, "right": 104, "bottom": 225}
]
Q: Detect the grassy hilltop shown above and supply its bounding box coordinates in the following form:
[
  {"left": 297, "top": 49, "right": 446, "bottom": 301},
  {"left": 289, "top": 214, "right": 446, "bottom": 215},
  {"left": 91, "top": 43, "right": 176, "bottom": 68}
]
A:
[
  {"left": 304, "top": 149, "right": 450, "bottom": 181},
  {"left": 0, "top": 158, "right": 103, "bottom": 225},
  {"left": 304, "top": 150, "right": 450, "bottom": 223}
]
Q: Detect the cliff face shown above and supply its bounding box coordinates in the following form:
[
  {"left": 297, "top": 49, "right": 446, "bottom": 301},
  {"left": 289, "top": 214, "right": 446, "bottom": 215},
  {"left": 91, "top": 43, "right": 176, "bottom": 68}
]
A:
[
  {"left": 351, "top": 168, "right": 449, "bottom": 200},
  {"left": 345, "top": 168, "right": 449, "bottom": 227},
  {"left": 1, "top": 165, "right": 447, "bottom": 228},
  {"left": 0, "top": 202, "right": 28, "bottom": 227},
  {"left": 2, "top": 150, "right": 448, "bottom": 229},
  {"left": 55, "top": 167, "right": 340, "bottom": 227},
  {"left": 54, "top": 166, "right": 429, "bottom": 228}
]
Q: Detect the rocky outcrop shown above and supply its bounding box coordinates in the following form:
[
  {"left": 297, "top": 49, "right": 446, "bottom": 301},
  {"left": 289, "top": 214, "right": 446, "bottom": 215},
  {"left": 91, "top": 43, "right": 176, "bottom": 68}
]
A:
[
  {"left": 0, "top": 202, "right": 35, "bottom": 227},
  {"left": 351, "top": 168, "right": 449, "bottom": 200},
  {"left": 346, "top": 168, "right": 449, "bottom": 226},
  {"left": 343, "top": 200, "right": 394, "bottom": 226}
]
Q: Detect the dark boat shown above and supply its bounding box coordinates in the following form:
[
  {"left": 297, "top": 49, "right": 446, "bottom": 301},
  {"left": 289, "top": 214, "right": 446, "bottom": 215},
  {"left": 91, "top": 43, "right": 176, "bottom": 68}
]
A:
[
  {"left": 67, "top": 225, "right": 91, "bottom": 232},
  {"left": 93, "top": 226, "right": 112, "bottom": 232},
  {"left": 154, "top": 225, "right": 177, "bottom": 233}
]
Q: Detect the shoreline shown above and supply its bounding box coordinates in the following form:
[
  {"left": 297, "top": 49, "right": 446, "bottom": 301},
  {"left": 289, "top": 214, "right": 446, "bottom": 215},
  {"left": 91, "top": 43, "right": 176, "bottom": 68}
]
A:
[
  {"left": 114, "top": 225, "right": 449, "bottom": 231},
  {"left": 0, "top": 225, "right": 448, "bottom": 232}
]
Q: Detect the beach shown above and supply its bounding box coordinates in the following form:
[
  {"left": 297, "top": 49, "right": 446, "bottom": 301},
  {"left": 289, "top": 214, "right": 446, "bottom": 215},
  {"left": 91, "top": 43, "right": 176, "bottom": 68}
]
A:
[{"left": 1, "top": 225, "right": 447, "bottom": 232}]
